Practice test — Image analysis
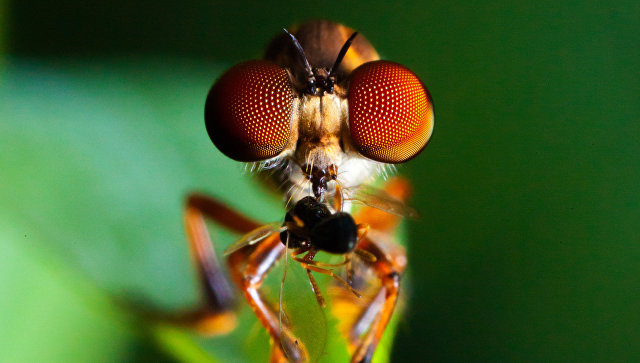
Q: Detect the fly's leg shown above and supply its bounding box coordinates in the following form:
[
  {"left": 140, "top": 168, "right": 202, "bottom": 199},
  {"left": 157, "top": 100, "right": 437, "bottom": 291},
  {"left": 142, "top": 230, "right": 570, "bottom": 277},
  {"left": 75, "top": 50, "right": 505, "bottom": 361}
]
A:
[
  {"left": 227, "top": 233, "right": 310, "bottom": 363},
  {"left": 347, "top": 177, "right": 411, "bottom": 362},
  {"left": 299, "top": 263, "right": 362, "bottom": 299},
  {"left": 145, "top": 193, "right": 263, "bottom": 335},
  {"left": 187, "top": 194, "right": 305, "bottom": 361},
  {"left": 350, "top": 236, "right": 406, "bottom": 363}
]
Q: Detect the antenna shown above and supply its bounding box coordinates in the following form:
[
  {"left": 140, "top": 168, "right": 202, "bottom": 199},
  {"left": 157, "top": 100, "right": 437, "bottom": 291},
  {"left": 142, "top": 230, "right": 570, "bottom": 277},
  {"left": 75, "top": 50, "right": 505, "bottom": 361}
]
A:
[
  {"left": 283, "top": 28, "right": 314, "bottom": 80},
  {"left": 329, "top": 32, "right": 359, "bottom": 77}
]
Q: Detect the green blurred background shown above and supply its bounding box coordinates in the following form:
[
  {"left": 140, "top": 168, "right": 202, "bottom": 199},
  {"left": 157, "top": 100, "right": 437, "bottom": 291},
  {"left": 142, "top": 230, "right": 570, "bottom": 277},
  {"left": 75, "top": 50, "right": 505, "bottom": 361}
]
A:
[{"left": 1, "top": 1, "right": 639, "bottom": 362}]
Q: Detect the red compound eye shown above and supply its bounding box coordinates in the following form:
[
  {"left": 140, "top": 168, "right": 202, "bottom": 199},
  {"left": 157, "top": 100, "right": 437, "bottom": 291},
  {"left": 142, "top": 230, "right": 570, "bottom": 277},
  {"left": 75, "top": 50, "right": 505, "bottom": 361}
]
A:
[
  {"left": 348, "top": 60, "right": 434, "bottom": 163},
  {"left": 205, "top": 60, "right": 294, "bottom": 162}
]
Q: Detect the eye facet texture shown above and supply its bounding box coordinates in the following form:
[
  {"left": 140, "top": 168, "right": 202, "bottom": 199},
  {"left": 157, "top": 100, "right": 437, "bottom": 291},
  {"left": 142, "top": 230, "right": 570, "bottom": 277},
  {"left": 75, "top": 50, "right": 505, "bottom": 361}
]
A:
[
  {"left": 348, "top": 60, "right": 434, "bottom": 163},
  {"left": 205, "top": 60, "right": 294, "bottom": 162}
]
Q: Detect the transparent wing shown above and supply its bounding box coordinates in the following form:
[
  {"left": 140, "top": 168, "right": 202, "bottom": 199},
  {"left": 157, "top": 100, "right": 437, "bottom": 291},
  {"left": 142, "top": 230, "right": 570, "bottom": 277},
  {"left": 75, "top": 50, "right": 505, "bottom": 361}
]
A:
[
  {"left": 341, "top": 184, "right": 418, "bottom": 218},
  {"left": 223, "top": 222, "right": 283, "bottom": 256}
]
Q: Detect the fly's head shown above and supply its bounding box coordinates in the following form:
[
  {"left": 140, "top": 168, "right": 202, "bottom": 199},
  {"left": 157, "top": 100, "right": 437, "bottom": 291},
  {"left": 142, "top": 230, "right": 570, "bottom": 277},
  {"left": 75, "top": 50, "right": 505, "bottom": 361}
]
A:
[{"left": 204, "top": 20, "right": 434, "bottom": 206}]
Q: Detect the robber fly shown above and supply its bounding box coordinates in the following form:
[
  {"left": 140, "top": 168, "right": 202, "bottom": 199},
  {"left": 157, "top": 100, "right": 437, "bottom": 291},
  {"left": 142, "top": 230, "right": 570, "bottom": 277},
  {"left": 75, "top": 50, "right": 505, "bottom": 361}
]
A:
[{"left": 166, "top": 20, "right": 434, "bottom": 363}]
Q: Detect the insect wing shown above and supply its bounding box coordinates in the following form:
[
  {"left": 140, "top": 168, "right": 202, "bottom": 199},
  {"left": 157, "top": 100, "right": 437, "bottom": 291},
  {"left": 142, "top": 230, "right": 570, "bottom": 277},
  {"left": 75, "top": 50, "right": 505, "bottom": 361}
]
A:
[
  {"left": 223, "top": 222, "right": 283, "bottom": 256},
  {"left": 343, "top": 185, "right": 419, "bottom": 218}
]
